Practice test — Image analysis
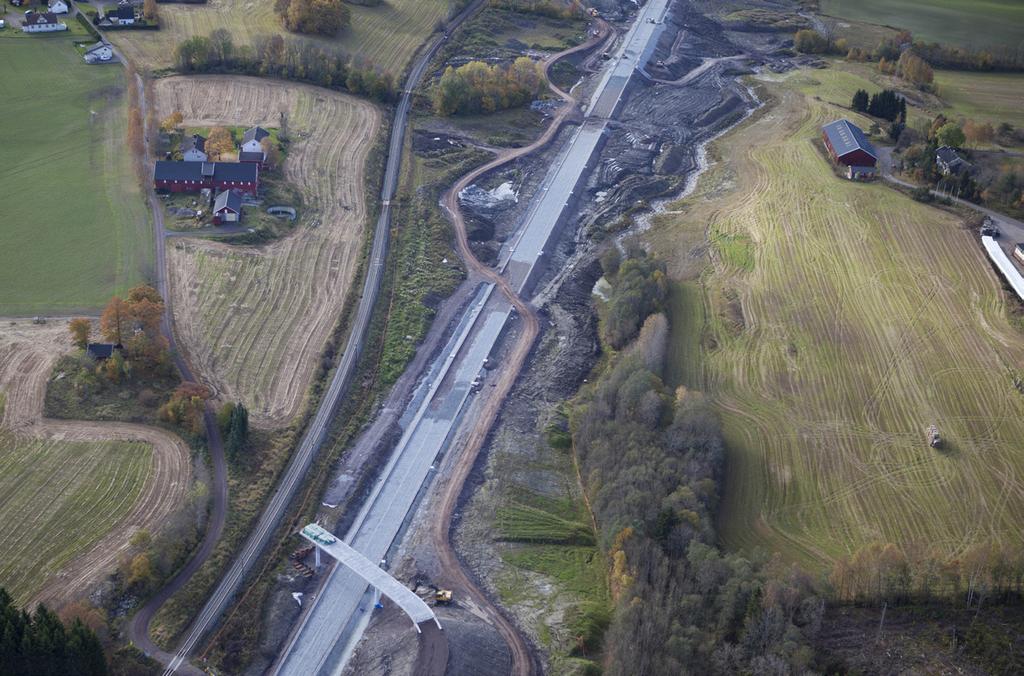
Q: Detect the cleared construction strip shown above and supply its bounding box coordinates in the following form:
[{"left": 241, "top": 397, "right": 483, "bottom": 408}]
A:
[{"left": 981, "top": 235, "right": 1024, "bottom": 301}]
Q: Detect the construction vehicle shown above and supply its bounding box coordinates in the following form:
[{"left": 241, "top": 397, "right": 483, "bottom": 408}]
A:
[
  {"left": 926, "top": 425, "right": 942, "bottom": 449},
  {"left": 434, "top": 589, "right": 453, "bottom": 605}
]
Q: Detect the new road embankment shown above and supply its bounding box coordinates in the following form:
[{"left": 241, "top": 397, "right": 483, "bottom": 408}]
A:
[{"left": 273, "top": 0, "right": 672, "bottom": 673}]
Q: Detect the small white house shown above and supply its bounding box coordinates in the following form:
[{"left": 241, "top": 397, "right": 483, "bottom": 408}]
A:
[
  {"left": 113, "top": 2, "right": 135, "bottom": 25},
  {"left": 241, "top": 127, "right": 270, "bottom": 154},
  {"left": 84, "top": 42, "right": 114, "bottom": 63},
  {"left": 21, "top": 12, "right": 67, "bottom": 32},
  {"left": 47, "top": 0, "right": 69, "bottom": 14},
  {"left": 181, "top": 134, "right": 208, "bottom": 162}
]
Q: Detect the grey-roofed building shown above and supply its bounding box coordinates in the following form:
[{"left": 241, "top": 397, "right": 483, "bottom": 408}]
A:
[
  {"left": 181, "top": 134, "right": 208, "bottom": 162},
  {"left": 936, "top": 145, "right": 973, "bottom": 175},
  {"left": 822, "top": 119, "right": 877, "bottom": 170},
  {"left": 241, "top": 126, "right": 270, "bottom": 153},
  {"left": 213, "top": 189, "right": 243, "bottom": 224}
]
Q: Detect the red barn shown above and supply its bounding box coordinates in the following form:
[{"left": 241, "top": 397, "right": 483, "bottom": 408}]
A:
[
  {"left": 153, "top": 161, "right": 259, "bottom": 195},
  {"left": 822, "top": 119, "right": 877, "bottom": 175}
]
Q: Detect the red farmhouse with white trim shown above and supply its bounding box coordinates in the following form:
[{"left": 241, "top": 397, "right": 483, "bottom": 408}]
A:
[{"left": 153, "top": 161, "right": 259, "bottom": 195}]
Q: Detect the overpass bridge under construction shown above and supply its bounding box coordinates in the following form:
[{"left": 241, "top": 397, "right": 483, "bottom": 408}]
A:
[
  {"left": 275, "top": 0, "right": 674, "bottom": 673},
  {"left": 298, "top": 524, "right": 439, "bottom": 631}
]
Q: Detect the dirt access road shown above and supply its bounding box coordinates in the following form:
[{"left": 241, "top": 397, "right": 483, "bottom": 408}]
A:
[
  {"left": 0, "top": 321, "right": 192, "bottom": 611},
  {"left": 426, "top": 20, "right": 614, "bottom": 676}
]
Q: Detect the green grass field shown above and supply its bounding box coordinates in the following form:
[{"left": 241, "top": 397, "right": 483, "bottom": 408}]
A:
[
  {"left": 654, "top": 80, "right": 1024, "bottom": 570},
  {"left": 111, "top": 0, "right": 448, "bottom": 75},
  {"left": 786, "top": 62, "right": 1024, "bottom": 137},
  {"left": 0, "top": 431, "right": 151, "bottom": 603},
  {"left": 933, "top": 70, "right": 1024, "bottom": 128},
  {"left": 0, "top": 39, "right": 150, "bottom": 315},
  {"left": 820, "top": 0, "right": 1024, "bottom": 50}
]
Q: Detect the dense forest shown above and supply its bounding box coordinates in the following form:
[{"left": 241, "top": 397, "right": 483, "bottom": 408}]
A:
[
  {"left": 0, "top": 589, "right": 107, "bottom": 676},
  {"left": 571, "top": 250, "right": 824, "bottom": 674}
]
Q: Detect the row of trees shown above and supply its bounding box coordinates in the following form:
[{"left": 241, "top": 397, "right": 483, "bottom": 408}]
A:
[
  {"left": 432, "top": 57, "right": 546, "bottom": 116},
  {"left": 846, "top": 29, "right": 1024, "bottom": 72},
  {"left": 850, "top": 88, "right": 907, "bottom": 123},
  {"left": 598, "top": 247, "right": 669, "bottom": 349},
  {"left": 831, "top": 541, "right": 1024, "bottom": 607},
  {"left": 273, "top": 0, "right": 350, "bottom": 37},
  {"left": 567, "top": 249, "right": 825, "bottom": 674},
  {"left": 175, "top": 30, "right": 395, "bottom": 103},
  {"left": 217, "top": 401, "right": 250, "bottom": 460},
  {"left": 0, "top": 589, "right": 107, "bottom": 675},
  {"left": 488, "top": 0, "right": 585, "bottom": 20}
]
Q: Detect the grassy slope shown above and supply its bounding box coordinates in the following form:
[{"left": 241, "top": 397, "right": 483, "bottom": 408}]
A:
[
  {"left": 820, "top": 0, "right": 1024, "bottom": 50},
  {"left": 0, "top": 39, "right": 150, "bottom": 315},
  {"left": 110, "top": 0, "right": 448, "bottom": 74},
  {"left": 933, "top": 70, "right": 1024, "bottom": 128},
  {"left": 652, "top": 80, "right": 1024, "bottom": 570},
  {"left": 0, "top": 431, "right": 151, "bottom": 603},
  {"left": 787, "top": 61, "right": 1024, "bottom": 132}
]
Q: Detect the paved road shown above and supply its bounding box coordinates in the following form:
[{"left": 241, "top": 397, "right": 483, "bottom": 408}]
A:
[
  {"left": 155, "top": 1, "right": 489, "bottom": 673},
  {"left": 274, "top": 1, "right": 670, "bottom": 673},
  {"left": 879, "top": 146, "right": 1024, "bottom": 243}
]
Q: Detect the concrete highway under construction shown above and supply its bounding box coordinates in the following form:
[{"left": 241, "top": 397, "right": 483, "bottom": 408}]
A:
[{"left": 273, "top": 0, "right": 672, "bottom": 673}]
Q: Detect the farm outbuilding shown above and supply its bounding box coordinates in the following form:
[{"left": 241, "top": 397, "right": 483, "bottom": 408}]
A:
[
  {"left": 83, "top": 42, "right": 114, "bottom": 63},
  {"left": 213, "top": 190, "right": 243, "bottom": 224},
  {"left": 86, "top": 343, "right": 121, "bottom": 360},
  {"left": 822, "top": 119, "right": 877, "bottom": 176},
  {"left": 239, "top": 150, "right": 267, "bottom": 167},
  {"left": 154, "top": 161, "right": 259, "bottom": 195}
]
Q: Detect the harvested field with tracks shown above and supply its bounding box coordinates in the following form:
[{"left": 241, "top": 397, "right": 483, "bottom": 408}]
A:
[
  {"left": 0, "top": 321, "right": 191, "bottom": 607},
  {"left": 157, "top": 76, "right": 381, "bottom": 427},
  {"left": 651, "top": 79, "right": 1024, "bottom": 570},
  {"left": 111, "top": 0, "right": 447, "bottom": 75}
]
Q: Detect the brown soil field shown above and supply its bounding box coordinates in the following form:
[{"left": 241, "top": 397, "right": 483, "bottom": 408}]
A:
[
  {"left": 156, "top": 76, "right": 381, "bottom": 427},
  {"left": 0, "top": 320, "right": 191, "bottom": 608}
]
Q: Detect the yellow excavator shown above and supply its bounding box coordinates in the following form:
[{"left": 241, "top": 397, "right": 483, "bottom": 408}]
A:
[{"left": 434, "top": 589, "right": 453, "bottom": 605}]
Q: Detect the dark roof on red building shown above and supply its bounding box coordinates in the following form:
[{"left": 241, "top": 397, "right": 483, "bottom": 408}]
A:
[
  {"left": 154, "top": 160, "right": 258, "bottom": 183},
  {"left": 822, "top": 119, "right": 877, "bottom": 161},
  {"left": 238, "top": 150, "right": 266, "bottom": 163}
]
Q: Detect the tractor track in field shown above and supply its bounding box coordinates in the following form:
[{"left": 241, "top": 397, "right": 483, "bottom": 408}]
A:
[{"left": 0, "top": 321, "right": 192, "bottom": 611}]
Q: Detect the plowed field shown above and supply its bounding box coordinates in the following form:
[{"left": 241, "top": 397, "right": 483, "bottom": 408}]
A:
[
  {"left": 156, "top": 76, "right": 380, "bottom": 427},
  {"left": 0, "top": 321, "right": 191, "bottom": 607}
]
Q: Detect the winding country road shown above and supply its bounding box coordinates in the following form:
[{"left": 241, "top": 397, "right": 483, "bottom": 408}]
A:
[{"left": 128, "top": 2, "right": 491, "bottom": 673}]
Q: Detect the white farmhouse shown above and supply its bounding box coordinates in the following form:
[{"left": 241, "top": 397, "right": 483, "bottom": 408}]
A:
[
  {"left": 47, "top": 0, "right": 69, "bottom": 14},
  {"left": 84, "top": 42, "right": 114, "bottom": 63},
  {"left": 241, "top": 126, "right": 270, "bottom": 153},
  {"left": 21, "top": 12, "right": 68, "bottom": 32},
  {"left": 181, "top": 134, "right": 208, "bottom": 162}
]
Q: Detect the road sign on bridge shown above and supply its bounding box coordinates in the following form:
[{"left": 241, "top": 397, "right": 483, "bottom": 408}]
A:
[{"left": 298, "top": 524, "right": 440, "bottom": 632}]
